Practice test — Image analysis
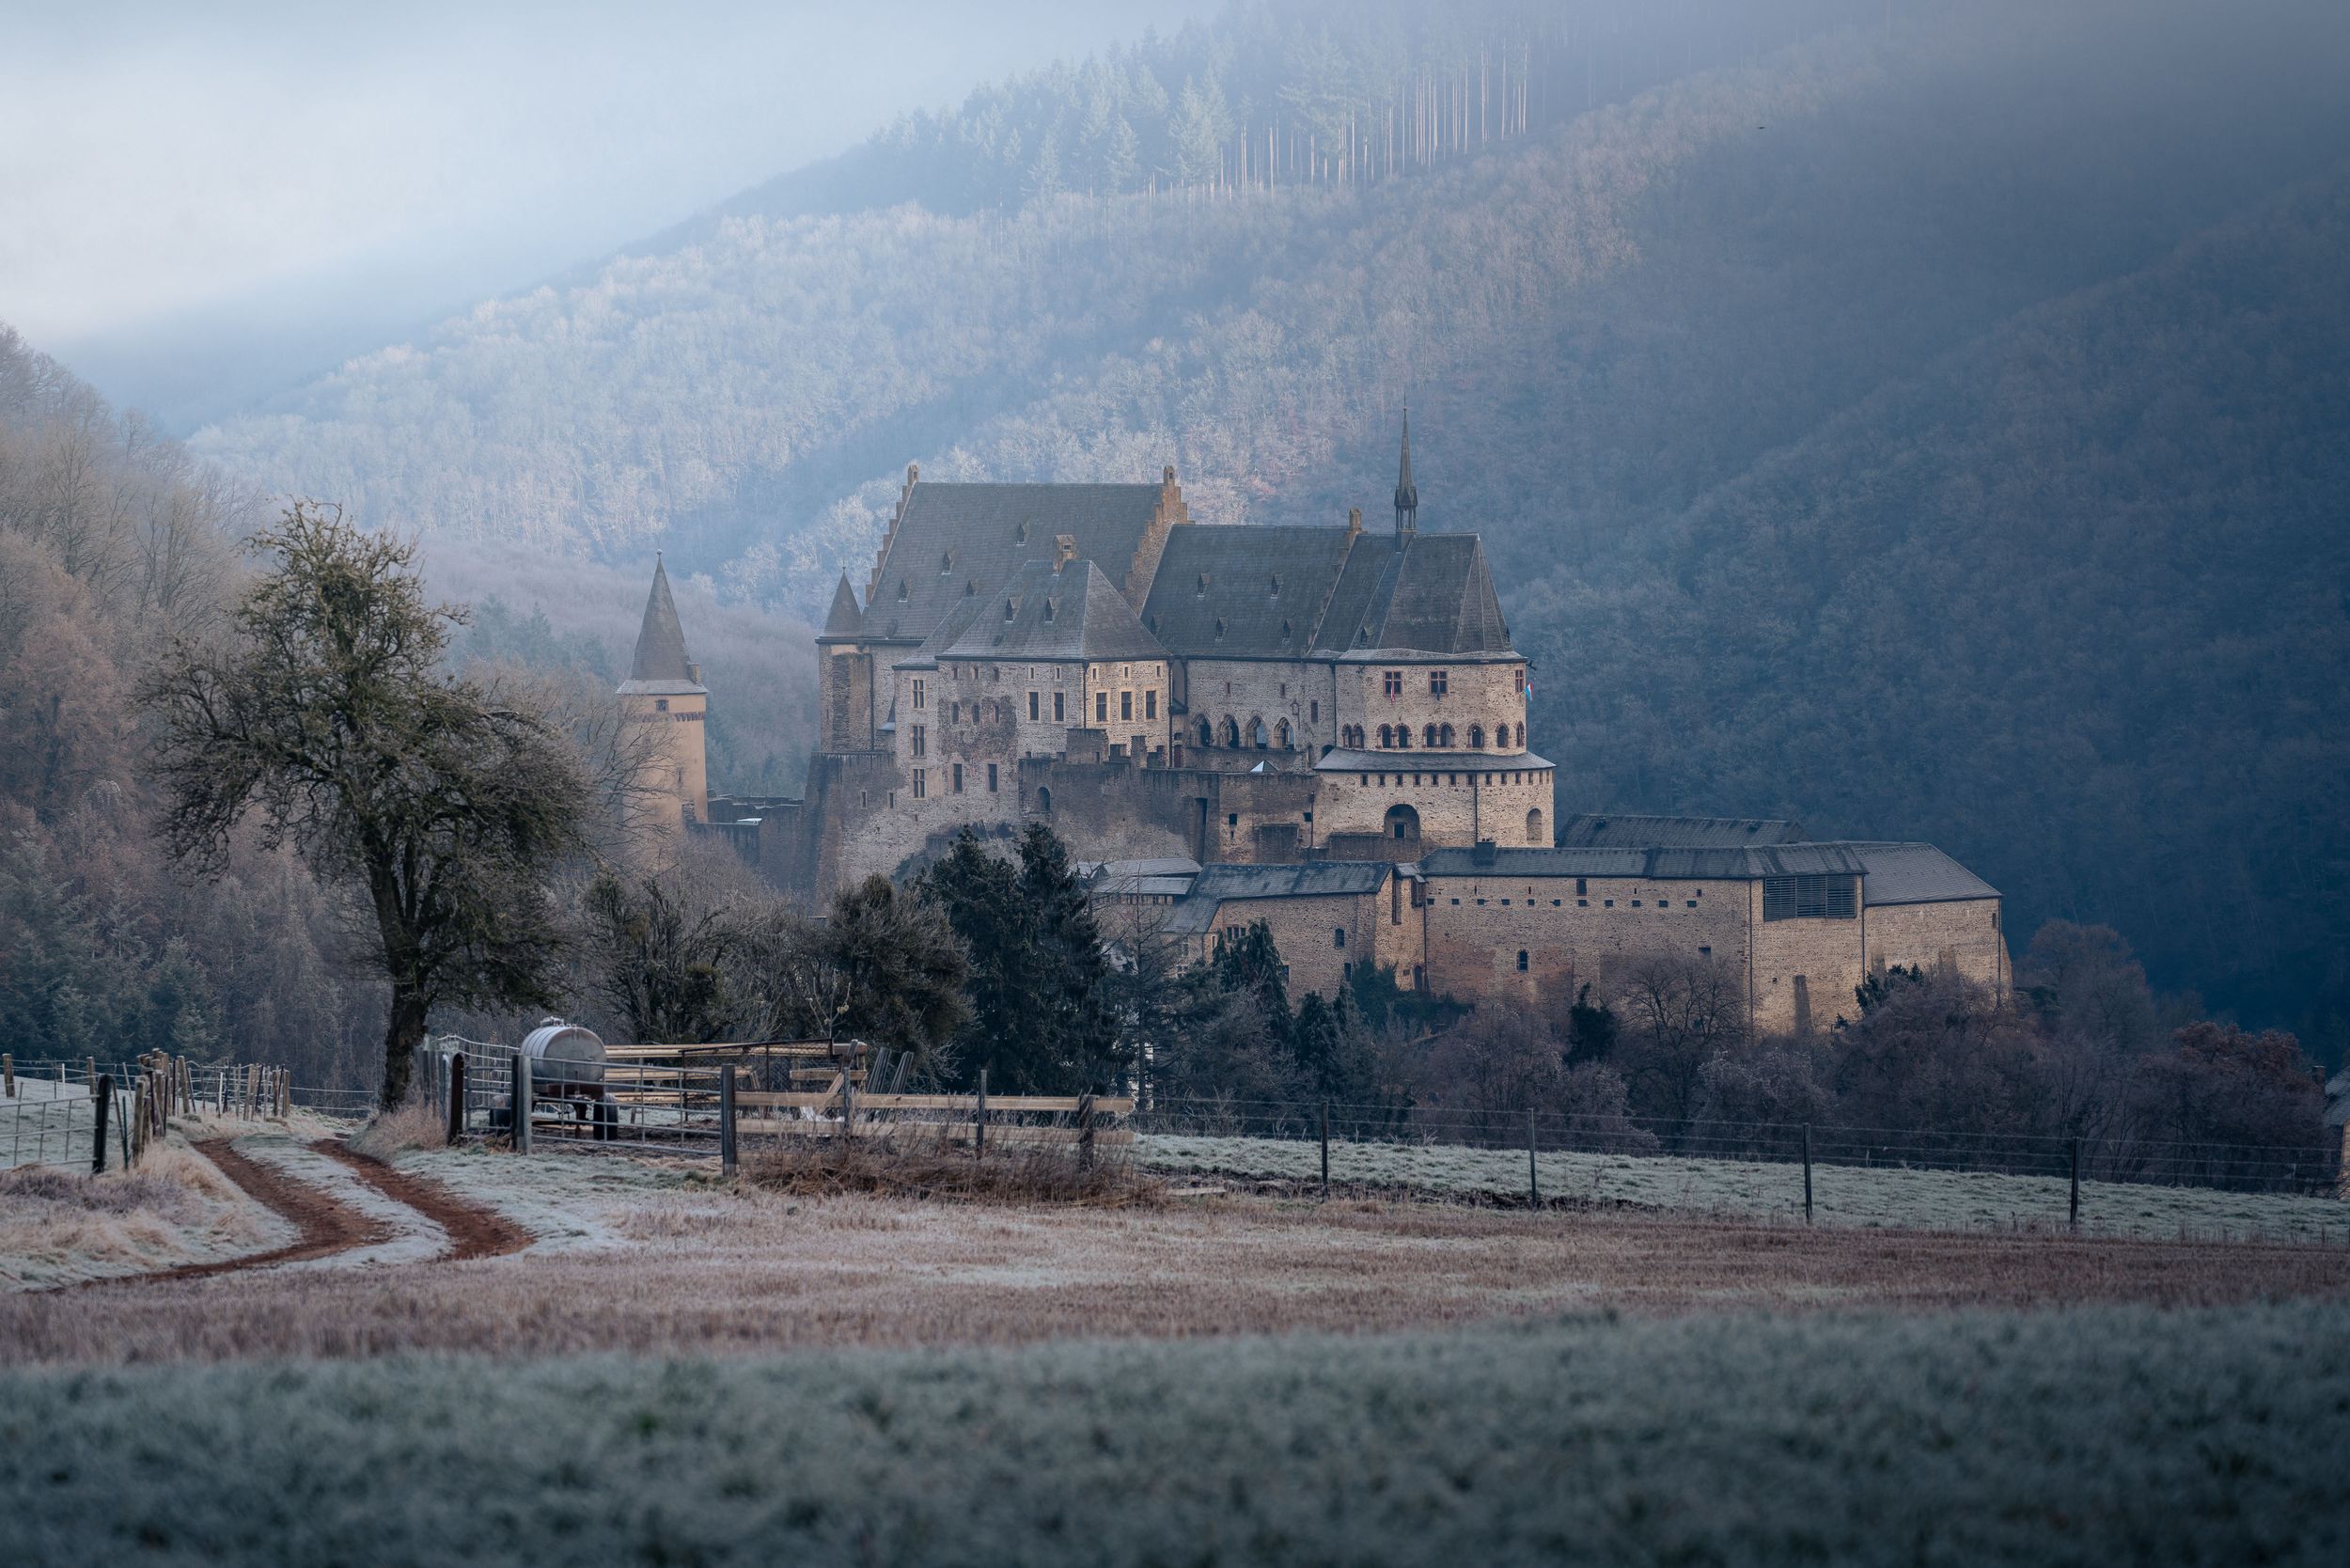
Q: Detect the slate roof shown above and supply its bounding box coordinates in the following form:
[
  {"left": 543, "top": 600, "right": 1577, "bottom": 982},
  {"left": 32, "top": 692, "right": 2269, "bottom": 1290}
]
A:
[
  {"left": 920, "top": 559, "right": 1163, "bottom": 665},
  {"left": 1139, "top": 524, "right": 1512, "bottom": 659},
  {"left": 1414, "top": 841, "right": 1999, "bottom": 904},
  {"left": 820, "top": 573, "right": 863, "bottom": 639},
  {"left": 864, "top": 482, "right": 1165, "bottom": 645},
  {"left": 1843, "top": 843, "right": 2001, "bottom": 905},
  {"left": 1347, "top": 532, "right": 1512, "bottom": 654},
  {"left": 618, "top": 557, "right": 705, "bottom": 696},
  {"left": 1143, "top": 525, "right": 1355, "bottom": 657},
  {"left": 1162, "top": 861, "right": 1393, "bottom": 935},
  {"left": 1559, "top": 814, "right": 1806, "bottom": 849}
]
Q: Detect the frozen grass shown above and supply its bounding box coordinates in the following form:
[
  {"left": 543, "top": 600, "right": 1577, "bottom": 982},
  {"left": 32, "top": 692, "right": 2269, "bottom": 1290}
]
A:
[
  {"left": 386, "top": 1144, "right": 700, "bottom": 1252},
  {"left": 1138, "top": 1133, "right": 2350, "bottom": 1242},
  {"left": 5, "top": 1302, "right": 2348, "bottom": 1565},
  {"left": 748, "top": 1138, "right": 1163, "bottom": 1207},
  {"left": 6, "top": 1174, "right": 2343, "bottom": 1365},
  {"left": 346, "top": 1103, "right": 446, "bottom": 1161},
  {"left": 0, "top": 1142, "right": 290, "bottom": 1290},
  {"left": 228, "top": 1136, "right": 448, "bottom": 1271}
]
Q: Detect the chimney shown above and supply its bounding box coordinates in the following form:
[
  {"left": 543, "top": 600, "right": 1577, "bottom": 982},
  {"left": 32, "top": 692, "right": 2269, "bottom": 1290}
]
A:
[
  {"left": 688, "top": 662, "right": 702, "bottom": 685},
  {"left": 1055, "top": 534, "right": 1078, "bottom": 568},
  {"left": 1347, "top": 507, "right": 1362, "bottom": 537}
]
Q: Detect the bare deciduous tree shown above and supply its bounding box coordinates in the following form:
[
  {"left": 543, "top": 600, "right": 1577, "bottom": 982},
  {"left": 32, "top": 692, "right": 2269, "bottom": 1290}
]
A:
[{"left": 142, "top": 502, "right": 596, "bottom": 1107}]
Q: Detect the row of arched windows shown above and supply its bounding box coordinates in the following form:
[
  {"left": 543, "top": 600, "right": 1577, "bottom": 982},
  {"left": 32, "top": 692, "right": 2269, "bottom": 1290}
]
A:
[
  {"left": 1346, "top": 721, "right": 1528, "bottom": 751},
  {"left": 1197, "top": 715, "right": 1294, "bottom": 750}
]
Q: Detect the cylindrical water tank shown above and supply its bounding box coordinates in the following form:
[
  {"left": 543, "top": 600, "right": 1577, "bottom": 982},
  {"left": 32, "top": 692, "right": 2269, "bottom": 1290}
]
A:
[{"left": 518, "top": 1020, "right": 605, "bottom": 1094}]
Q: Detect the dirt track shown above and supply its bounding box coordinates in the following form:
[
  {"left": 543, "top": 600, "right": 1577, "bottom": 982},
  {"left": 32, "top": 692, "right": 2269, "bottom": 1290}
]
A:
[
  {"left": 310, "top": 1139, "right": 530, "bottom": 1261},
  {"left": 78, "top": 1137, "right": 525, "bottom": 1290}
]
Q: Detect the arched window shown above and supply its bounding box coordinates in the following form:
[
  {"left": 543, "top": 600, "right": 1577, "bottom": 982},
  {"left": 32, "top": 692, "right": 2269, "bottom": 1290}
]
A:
[
  {"left": 1037, "top": 786, "right": 1052, "bottom": 814},
  {"left": 1222, "top": 716, "right": 1241, "bottom": 747},
  {"left": 1515, "top": 723, "right": 1526, "bottom": 747},
  {"left": 1422, "top": 723, "right": 1438, "bottom": 747},
  {"left": 1250, "top": 717, "right": 1269, "bottom": 749},
  {"left": 1384, "top": 804, "right": 1421, "bottom": 842},
  {"left": 1275, "top": 718, "right": 1292, "bottom": 748},
  {"left": 1527, "top": 808, "right": 1545, "bottom": 844},
  {"left": 1468, "top": 724, "right": 1484, "bottom": 748},
  {"left": 1439, "top": 723, "right": 1454, "bottom": 747},
  {"left": 1198, "top": 718, "right": 1214, "bottom": 748},
  {"left": 1377, "top": 724, "right": 1393, "bottom": 748},
  {"left": 1395, "top": 727, "right": 1411, "bottom": 749},
  {"left": 1496, "top": 717, "right": 1512, "bottom": 748}
]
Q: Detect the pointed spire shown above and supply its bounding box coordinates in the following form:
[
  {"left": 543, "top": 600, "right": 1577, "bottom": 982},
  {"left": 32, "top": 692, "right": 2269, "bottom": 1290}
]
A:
[
  {"left": 627, "top": 553, "right": 699, "bottom": 687},
  {"left": 1393, "top": 406, "right": 1418, "bottom": 533},
  {"left": 822, "top": 572, "right": 863, "bottom": 637}
]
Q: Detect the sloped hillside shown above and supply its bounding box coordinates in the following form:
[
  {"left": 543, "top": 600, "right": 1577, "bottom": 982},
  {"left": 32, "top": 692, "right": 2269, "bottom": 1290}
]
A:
[{"left": 1528, "top": 175, "right": 2350, "bottom": 1045}]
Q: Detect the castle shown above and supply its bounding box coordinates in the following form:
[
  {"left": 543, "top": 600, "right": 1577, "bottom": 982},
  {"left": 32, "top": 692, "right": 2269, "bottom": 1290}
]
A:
[{"left": 620, "top": 423, "right": 2010, "bottom": 1033}]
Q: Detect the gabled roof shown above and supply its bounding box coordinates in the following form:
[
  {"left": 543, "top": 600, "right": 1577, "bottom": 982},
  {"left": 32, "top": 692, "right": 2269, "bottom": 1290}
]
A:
[
  {"left": 1162, "top": 861, "right": 1392, "bottom": 934},
  {"left": 864, "top": 482, "right": 1167, "bottom": 645},
  {"left": 1138, "top": 524, "right": 1515, "bottom": 660},
  {"left": 1142, "top": 525, "right": 1355, "bottom": 657},
  {"left": 921, "top": 559, "right": 1164, "bottom": 664},
  {"left": 820, "top": 573, "right": 863, "bottom": 639},
  {"left": 1559, "top": 814, "right": 1807, "bottom": 849},
  {"left": 619, "top": 557, "right": 705, "bottom": 697}
]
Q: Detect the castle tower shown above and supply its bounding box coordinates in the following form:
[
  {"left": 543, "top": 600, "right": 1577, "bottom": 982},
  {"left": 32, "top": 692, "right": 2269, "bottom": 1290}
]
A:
[
  {"left": 816, "top": 571, "right": 873, "bottom": 752},
  {"left": 1393, "top": 408, "right": 1418, "bottom": 534},
  {"left": 617, "top": 553, "right": 709, "bottom": 834}
]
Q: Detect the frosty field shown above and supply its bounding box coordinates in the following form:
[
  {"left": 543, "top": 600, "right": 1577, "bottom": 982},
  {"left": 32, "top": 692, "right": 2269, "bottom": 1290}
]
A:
[
  {"left": 7, "top": 1301, "right": 2348, "bottom": 1566},
  {"left": 1136, "top": 1133, "right": 2349, "bottom": 1242}
]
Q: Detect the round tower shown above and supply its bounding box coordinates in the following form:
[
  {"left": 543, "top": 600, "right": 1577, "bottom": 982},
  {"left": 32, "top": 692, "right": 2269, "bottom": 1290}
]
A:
[{"left": 618, "top": 553, "right": 709, "bottom": 837}]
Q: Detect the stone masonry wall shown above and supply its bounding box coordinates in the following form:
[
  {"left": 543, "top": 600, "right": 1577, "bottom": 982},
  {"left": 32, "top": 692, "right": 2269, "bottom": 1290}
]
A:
[
  {"left": 1422, "top": 870, "right": 1752, "bottom": 1012},
  {"left": 1864, "top": 899, "right": 2010, "bottom": 994}
]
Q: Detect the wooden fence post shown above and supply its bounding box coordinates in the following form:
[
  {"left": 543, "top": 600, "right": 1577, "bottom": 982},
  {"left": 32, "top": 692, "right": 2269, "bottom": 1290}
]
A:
[
  {"left": 2069, "top": 1137, "right": 2081, "bottom": 1231},
  {"left": 446, "top": 1052, "right": 468, "bottom": 1144},
  {"left": 1077, "top": 1091, "right": 1097, "bottom": 1172},
  {"left": 4, "top": 1052, "right": 14, "bottom": 1100},
  {"left": 91, "top": 1074, "right": 113, "bottom": 1174},
  {"left": 975, "top": 1069, "right": 987, "bottom": 1161},
  {"left": 512, "top": 1050, "right": 533, "bottom": 1153},
  {"left": 1802, "top": 1124, "right": 1814, "bottom": 1225},
  {"left": 1528, "top": 1105, "right": 1539, "bottom": 1207},
  {"left": 720, "top": 1064, "right": 739, "bottom": 1177},
  {"left": 1320, "top": 1099, "right": 1331, "bottom": 1199}
]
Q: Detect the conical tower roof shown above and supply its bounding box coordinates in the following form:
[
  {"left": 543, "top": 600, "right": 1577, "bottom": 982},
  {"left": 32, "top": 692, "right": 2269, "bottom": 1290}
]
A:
[
  {"left": 619, "top": 554, "right": 705, "bottom": 695},
  {"left": 1393, "top": 407, "right": 1418, "bottom": 531},
  {"left": 821, "top": 572, "right": 863, "bottom": 638}
]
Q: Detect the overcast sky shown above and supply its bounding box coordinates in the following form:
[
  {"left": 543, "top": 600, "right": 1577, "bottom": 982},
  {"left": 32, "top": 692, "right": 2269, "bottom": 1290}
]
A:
[{"left": 2, "top": 0, "right": 1204, "bottom": 394}]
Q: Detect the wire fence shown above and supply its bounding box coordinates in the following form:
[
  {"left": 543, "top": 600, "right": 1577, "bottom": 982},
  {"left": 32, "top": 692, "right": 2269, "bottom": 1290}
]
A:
[
  {"left": 0, "top": 1056, "right": 326, "bottom": 1172},
  {"left": 1126, "top": 1097, "right": 2346, "bottom": 1197}
]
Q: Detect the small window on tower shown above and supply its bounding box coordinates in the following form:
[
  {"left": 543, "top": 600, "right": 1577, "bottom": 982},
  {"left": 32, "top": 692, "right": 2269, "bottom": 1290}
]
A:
[{"left": 655, "top": 698, "right": 668, "bottom": 712}]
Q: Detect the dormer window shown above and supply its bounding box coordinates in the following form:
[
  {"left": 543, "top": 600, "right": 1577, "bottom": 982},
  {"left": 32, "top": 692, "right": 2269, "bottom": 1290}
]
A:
[
  {"left": 1214, "top": 617, "right": 1227, "bottom": 640},
  {"left": 1003, "top": 600, "right": 1017, "bottom": 620},
  {"left": 1280, "top": 619, "right": 1292, "bottom": 641},
  {"left": 897, "top": 580, "right": 908, "bottom": 601},
  {"left": 1197, "top": 572, "right": 1210, "bottom": 596},
  {"left": 964, "top": 580, "right": 976, "bottom": 596},
  {"left": 1042, "top": 599, "right": 1058, "bottom": 621},
  {"left": 940, "top": 551, "right": 953, "bottom": 574},
  {"left": 1015, "top": 520, "right": 1030, "bottom": 543},
  {"left": 1269, "top": 574, "right": 1281, "bottom": 597}
]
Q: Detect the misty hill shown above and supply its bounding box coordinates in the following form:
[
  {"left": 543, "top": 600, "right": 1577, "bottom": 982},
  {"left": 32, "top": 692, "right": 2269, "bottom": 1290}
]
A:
[{"left": 185, "top": 0, "right": 2350, "bottom": 1047}]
